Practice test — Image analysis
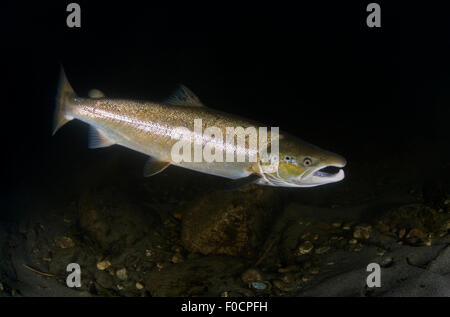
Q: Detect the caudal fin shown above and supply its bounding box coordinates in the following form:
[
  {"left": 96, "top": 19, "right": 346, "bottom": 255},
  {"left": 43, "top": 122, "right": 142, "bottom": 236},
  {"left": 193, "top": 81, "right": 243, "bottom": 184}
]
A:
[{"left": 53, "top": 67, "right": 76, "bottom": 135}]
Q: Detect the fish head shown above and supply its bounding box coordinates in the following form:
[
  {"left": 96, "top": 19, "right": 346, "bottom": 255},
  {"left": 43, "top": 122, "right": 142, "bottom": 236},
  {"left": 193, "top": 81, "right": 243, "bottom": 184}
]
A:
[{"left": 258, "top": 135, "right": 346, "bottom": 187}]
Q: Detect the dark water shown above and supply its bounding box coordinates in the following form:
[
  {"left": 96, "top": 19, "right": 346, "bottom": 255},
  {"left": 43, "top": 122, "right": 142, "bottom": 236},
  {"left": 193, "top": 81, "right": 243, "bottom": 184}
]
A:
[{"left": 1, "top": 1, "right": 449, "bottom": 297}]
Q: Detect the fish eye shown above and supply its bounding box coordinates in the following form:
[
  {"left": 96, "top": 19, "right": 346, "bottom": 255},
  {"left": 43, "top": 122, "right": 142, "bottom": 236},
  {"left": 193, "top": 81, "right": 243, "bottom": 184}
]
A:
[
  {"left": 303, "top": 157, "right": 312, "bottom": 166},
  {"left": 284, "top": 156, "right": 290, "bottom": 161}
]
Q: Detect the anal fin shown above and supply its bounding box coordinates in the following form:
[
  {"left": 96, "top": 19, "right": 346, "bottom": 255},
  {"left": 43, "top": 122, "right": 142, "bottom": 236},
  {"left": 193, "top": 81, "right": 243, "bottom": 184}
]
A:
[
  {"left": 88, "top": 126, "right": 116, "bottom": 149},
  {"left": 143, "top": 157, "right": 170, "bottom": 177}
]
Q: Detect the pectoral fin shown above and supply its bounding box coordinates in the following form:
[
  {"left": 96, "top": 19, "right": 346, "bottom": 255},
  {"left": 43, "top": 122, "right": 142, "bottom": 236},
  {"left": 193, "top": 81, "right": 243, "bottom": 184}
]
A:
[
  {"left": 143, "top": 157, "right": 170, "bottom": 177},
  {"left": 224, "top": 173, "right": 261, "bottom": 191}
]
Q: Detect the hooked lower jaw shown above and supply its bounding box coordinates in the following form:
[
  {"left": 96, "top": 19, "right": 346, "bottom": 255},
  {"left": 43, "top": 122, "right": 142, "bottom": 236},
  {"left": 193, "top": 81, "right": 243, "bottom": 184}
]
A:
[{"left": 297, "top": 163, "right": 346, "bottom": 187}]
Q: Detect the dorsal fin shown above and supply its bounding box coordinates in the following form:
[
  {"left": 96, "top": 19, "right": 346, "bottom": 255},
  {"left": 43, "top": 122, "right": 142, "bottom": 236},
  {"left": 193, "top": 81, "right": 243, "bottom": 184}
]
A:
[
  {"left": 166, "top": 85, "right": 205, "bottom": 107},
  {"left": 88, "top": 89, "right": 105, "bottom": 99}
]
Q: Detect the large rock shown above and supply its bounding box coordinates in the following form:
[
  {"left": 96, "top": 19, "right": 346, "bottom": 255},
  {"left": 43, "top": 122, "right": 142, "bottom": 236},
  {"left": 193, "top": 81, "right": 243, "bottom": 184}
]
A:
[
  {"left": 78, "top": 187, "right": 158, "bottom": 252},
  {"left": 180, "top": 185, "right": 281, "bottom": 258}
]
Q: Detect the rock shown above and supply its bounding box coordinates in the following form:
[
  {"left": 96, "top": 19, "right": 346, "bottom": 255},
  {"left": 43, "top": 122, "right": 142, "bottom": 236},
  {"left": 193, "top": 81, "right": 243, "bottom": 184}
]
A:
[
  {"left": 116, "top": 268, "right": 128, "bottom": 281},
  {"left": 79, "top": 188, "right": 157, "bottom": 251},
  {"left": 441, "top": 219, "right": 450, "bottom": 231},
  {"left": 309, "top": 267, "right": 319, "bottom": 275},
  {"left": 380, "top": 257, "right": 393, "bottom": 268},
  {"left": 342, "top": 223, "right": 353, "bottom": 231},
  {"left": 315, "top": 246, "right": 330, "bottom": 255},
  {"left": 272, "top": 280, "right": 292, "bottom": 292},
  {"left": 281, "top": 273, "right": 295, "bottom": 283},
  {"left": 298, "top": 241, "right": 314, "bottom": 255},
  {"left": 375, "top": 221, "right": 390, "bottom": 233},
  {"left": 97, "top": 260, "right": 112, "bottom": 271},
  {"left": 353, "top": 225, "right": 371, "bottom": 240},
  {"left": 241, "top": 268, "right": 263, "bottom": 284},
  {"left": 250, "top": 281, "right": 271, "bottom": 291},
  {"left": 376, "top": 248, "right": 386, "bottom": 256},
  {"left": 55, "top": 236, "right": 75, "bottom": 249},
  {"left": 171, "top": 253, "right": 184, "bottom": 264},
  {"left": 406, "top": 228, "right": 425, "bottom": 244},
  {"left": 180, "top": 185, "right": 280, "bottom": 258},
  {"left": 332, "top": 222, "right": 342, "bottom": 228}
]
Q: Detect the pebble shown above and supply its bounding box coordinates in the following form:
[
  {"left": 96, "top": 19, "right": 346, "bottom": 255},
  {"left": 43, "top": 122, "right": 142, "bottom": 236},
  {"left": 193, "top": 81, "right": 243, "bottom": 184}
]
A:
[
  {"left": 272, "top": 280, "right": 292, "bottom": 292},
  {"left": 352, "top": 244, "right": 363, "bottom": 252},
  {"left": 381, "top": 257, "right": 393, "bottom": 268},
  {"left": 301, "top": 232, "right": 311, "bottom": 239},
  {"left": 298, "top": 241, "right": 314, "bottom": 255},
  {"left": 241, "top": 268, "right": 263, "bottom": 284},
  {"left": 145, "top": 249, "right": 152, "bottom": 257},
  {"left": 315, "top": 246, "right": 330, "bottom": 254},
  {"left": 353, "top": 225, "right": 371, "bottom": 239},
  {"left": 56, "top": 236, "right": 75, "bottom": 249},
  {"left": 0, "top": 282, "right": 3, "bottom": 291},
  {"left": 116, "top": 268, "right": 128, "bottom": 281},
  {"left": 96, "top": 260, "right": 112, "bottom": 271},
  {"left": 342, "top": 223, "right": 352, "bottom": 230},
  {"left": 332, "top": 221, "right": 342, "bottom": 228},
  {"left": 398, "top": 228, "right": 406, "bottom": 239},
  {"left": 281, "top": 273, "right": 294, "bottom": 284},
  {"left": 309, "top": 267, "right": 319, "bottom": 275},
  {"left": 348, "top": 239, "right": 358, "bottom": 245},
  {"left": 441, "top": 219, "right": 450, "bottom": 231},
  {"left": 406, "top": 228, "right": 425, "bottom": 243},
  {"left": 156, "top": 263, "right": 164, "bottom": 271},
  {"left": 135, "top": 282, "right": 144, "bottom": 290},
  {"left": 116, "top": 284, "right": 124, "bottom": 290},
  {"left": 315, "top": 222, "right": 331, "bottom": 230},
  {"left": 376, "top": 248, "right": 386, "bottom": 256},
  {"left": 376, "top": 222, "right": 390, "bottom": 233},
  {"left": 313, "top": 234, "right": 319, "bottom": 240},
  {"left": 171, "top": 253, "right": 184, "bottom": 264},
  {"left": 250, "top": 281, "right": 270, "bottom": 291},
  {"left": 173, "top": 211, "right": 183, "bottom": 220}
]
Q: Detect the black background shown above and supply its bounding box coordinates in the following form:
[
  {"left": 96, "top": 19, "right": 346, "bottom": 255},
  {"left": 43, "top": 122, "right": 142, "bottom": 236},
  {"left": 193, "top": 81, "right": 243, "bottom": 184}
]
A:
[{"left": 3, "top": 1, "right": 449, "bottom": 208}]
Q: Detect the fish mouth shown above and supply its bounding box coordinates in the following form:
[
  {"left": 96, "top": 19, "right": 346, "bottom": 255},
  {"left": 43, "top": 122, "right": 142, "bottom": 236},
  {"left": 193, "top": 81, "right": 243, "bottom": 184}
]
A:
[
  {"left": 296, "top": 162, "right": 346, "bottom": 187},
  {"left": 312, "top": 165, "right": 345, "bottom": 179}
]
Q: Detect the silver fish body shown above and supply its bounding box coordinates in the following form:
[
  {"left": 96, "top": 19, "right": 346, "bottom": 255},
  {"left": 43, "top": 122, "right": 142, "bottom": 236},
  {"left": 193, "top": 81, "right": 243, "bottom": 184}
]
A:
[{"left": 54, "top": 68, "right": 346, "bottom": 187}]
